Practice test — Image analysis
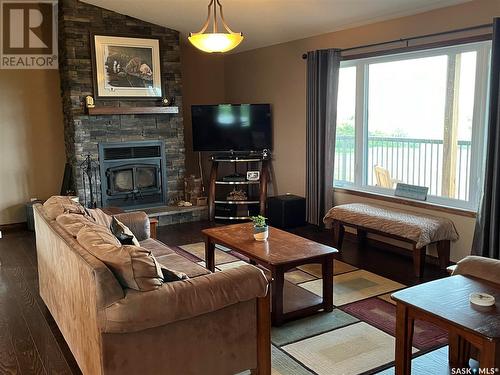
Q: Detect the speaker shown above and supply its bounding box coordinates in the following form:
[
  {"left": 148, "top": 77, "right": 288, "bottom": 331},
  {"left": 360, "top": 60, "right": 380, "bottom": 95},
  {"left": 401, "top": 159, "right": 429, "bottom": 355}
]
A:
[{"left": 267, "top": 195, "right": 306, "bottom": 228}]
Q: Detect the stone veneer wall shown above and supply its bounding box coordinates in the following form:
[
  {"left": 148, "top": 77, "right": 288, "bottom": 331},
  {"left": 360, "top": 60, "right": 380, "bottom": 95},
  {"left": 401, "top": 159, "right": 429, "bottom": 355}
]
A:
[{"left": 58, "top": 0, "right": 185, "bottom": 205}]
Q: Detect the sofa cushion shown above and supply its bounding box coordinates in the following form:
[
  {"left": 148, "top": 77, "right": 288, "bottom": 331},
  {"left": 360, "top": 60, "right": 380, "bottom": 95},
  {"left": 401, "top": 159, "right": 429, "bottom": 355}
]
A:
[
  {"left": 88, "top": 208, "right": 113, "bottom": 228},
  {"left": 111, "top": 217, "right": 140, "bottom": 247},
  {"left": 43, "top": 196, "right": 87, "bottom": 220},
  {"left": 156, "top": 253, "right": 210, "bottom": 278},
  {"left": 77, "top": 223, "right": 121, "bottom": 248},
  {"left": 56, "top": 213, "right": 93, "bottom": 237},
  {"left": 102, "top": 265, "right": 268, "bottom": 333},
  {"left": 77, "top": 225, "right": 163, "bottom": 291}
]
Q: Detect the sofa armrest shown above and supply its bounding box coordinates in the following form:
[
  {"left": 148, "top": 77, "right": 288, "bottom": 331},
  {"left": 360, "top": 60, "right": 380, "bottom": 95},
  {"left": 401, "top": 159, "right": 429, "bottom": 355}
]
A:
[
  {"left": 452, "top": 255, "right": 500, "bottom": 285},
  {"left": 113, "top": 211, "right": 150, "bottom": 241},
  {"left": 102, "top": 264, "right": 269, "bottom": 333}
]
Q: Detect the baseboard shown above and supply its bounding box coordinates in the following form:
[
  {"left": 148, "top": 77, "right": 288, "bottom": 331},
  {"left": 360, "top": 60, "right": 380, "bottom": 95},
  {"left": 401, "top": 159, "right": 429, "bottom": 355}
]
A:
[
  {"left": 343, "top": 231, "right": 450, "bottom": 266},
  {"left": 0, "top": 222, "right": 28, "bottom": 232}
]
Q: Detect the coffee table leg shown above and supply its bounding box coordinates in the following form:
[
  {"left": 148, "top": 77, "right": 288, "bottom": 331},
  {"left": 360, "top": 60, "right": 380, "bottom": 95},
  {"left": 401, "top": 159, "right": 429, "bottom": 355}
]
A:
[
  {"left": 205, "top": 236, "right": 215, "bottom": 272},
  {"left": 271, "top": 266, "right": 284, "bottom": 326},
  {"left": 322, "top": 255, "right": 334, "bottom": 312},
  {"left": 449, "top": 332, "right": 470, "bottom": 368},
  {"left": 395, "top": 303, "right": 414, "bottom": 375},
  {"left": 479, "top": 340, "right": 499, "bottom": 369}
]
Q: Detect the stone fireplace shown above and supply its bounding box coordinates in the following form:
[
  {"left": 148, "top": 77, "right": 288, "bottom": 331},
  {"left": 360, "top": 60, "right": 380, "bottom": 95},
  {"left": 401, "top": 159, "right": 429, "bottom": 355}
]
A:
[{"left": 58, "top": 0, "right": 185, "bottom": 207}]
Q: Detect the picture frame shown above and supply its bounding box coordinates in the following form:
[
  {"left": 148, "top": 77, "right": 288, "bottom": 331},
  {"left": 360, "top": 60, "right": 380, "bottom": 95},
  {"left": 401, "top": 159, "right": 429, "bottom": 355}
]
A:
[{"left": 92, "top": 35, "right": 162, "bottom": 99}]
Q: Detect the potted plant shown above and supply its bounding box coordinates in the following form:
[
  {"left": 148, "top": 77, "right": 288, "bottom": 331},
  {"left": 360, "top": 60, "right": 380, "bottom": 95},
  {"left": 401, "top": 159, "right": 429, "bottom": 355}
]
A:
[{"left": 251, "top": 215, "right": 268, "bottom": 241}]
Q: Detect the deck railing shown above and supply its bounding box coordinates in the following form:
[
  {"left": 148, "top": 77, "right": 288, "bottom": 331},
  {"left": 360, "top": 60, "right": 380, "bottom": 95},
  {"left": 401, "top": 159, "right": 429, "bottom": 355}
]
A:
[{"left": 334, "top": 136, "right": 472, "bottom": 201}]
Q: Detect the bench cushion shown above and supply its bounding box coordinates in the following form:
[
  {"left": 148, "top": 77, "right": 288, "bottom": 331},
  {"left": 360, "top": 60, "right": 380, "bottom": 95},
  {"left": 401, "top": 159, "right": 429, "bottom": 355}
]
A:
[{"left": 324, "top": 203, "right": 459, "bottom": 248}]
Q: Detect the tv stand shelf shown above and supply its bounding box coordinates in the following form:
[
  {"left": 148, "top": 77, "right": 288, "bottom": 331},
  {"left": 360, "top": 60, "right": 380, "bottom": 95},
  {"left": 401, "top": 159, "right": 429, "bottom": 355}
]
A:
[
  {"left": 212, "top": 157, "right": 263, "bottom": 163},
  {"left": 214, "top": 200, "right": 260, "bottom": 205},
  {"left": 208, "top": 155, "right": 270, "bottom": 221},
  {"left": 215, "top": 180, "right": 260, "bottom": 185}
]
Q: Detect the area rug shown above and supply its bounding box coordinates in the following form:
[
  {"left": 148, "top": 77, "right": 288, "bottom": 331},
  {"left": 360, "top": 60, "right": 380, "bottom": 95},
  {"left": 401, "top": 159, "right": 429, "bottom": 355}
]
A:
[
  {"left": 299, "top": 269, "right": 405, "bottom": 306},
  {"left": 175, "top": 242, "right": 447, "bottom": 375},
  {"left": 341, "top": 297, "right": 448, "bottom": 350},
  {"left": 282, "top": 322, "right": 418, "bottom": 375}
]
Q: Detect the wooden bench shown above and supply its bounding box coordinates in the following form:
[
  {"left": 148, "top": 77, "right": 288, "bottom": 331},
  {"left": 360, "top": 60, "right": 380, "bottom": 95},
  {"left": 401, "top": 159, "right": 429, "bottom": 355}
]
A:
[{"left": 324, "top": 203, "right": 459, "bottom": 278}]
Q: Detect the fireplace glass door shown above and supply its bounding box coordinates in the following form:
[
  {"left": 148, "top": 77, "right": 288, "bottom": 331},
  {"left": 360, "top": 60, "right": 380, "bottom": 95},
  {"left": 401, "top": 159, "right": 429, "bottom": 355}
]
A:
[{"left": 107, "top": 164, "right": 160, "bottom": 196}]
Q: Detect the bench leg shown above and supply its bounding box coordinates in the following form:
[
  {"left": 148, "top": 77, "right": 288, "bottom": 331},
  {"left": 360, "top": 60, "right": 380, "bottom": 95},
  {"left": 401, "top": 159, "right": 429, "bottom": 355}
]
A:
[
  {"left": 357, "top": 229, "right": 367, "bottom": 249},
  {"left": 332, "top": 221, "right": 345, "bottom": 249},
  {"left": 413, "top": 245, "right": 426, "bottom": 278},
  {"left": 436, "top": 240, "right": 450, "bottom": 270}
]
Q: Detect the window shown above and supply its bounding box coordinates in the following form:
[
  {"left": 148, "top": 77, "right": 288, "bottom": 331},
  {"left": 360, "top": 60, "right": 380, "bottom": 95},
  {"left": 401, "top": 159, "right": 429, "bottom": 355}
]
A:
[{"left": 334, "top": 41, "right": 491, "bottom": 210}]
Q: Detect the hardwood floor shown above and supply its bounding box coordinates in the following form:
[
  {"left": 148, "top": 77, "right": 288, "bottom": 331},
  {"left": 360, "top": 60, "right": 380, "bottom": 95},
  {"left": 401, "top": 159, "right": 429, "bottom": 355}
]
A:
[
  {"left": 0, "top": 231, "right": 80, "bottom": 374},
  {"left": 0, "top": 221, "right": 450, "bottom": 374}
]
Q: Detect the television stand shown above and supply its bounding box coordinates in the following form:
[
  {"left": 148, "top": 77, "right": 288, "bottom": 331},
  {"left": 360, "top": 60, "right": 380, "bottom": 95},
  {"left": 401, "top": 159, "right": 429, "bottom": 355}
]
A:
[
  {"left": 208, "top": 154, "right": 270, "bottom": 221},
  {"left": 211, "top": 149, "right": 271, "bottom": 162}
]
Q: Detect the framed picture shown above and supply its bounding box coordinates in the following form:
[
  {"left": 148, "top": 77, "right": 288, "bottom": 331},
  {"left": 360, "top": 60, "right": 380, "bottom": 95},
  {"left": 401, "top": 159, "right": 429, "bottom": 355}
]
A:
[{"left": 92, "top": 35, "right": 162, "bottom": 99}]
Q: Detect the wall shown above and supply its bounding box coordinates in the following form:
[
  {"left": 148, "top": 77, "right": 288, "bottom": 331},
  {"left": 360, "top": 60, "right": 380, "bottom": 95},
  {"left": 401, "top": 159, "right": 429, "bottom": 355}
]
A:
[
  {"left": 58, "top": 0, "right": 185, "bottom": 204},
  {"left": 180, "top": 41, "right": 225, "bottom": 184},
  {"left": 0, "top": 70, "right": 65, "bottom": 225},
  {"left": 223, "top": 0, "right": 499, "bottom": 261}
]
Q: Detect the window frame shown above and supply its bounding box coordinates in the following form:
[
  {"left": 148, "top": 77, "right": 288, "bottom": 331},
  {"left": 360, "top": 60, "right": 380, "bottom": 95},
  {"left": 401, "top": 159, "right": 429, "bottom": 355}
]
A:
[{"left": 334, "top": 40, "right": 492, "bottom": 211}]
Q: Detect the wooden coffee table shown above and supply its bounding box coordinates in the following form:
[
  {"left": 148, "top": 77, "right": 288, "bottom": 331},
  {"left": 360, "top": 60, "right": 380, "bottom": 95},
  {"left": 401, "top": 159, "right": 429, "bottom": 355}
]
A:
[
  {"left": 202, "top": 223, "right": 338, "bottom": 325},
  {"left": 392, "top": 275, "right": 500, "bottom": 374}
]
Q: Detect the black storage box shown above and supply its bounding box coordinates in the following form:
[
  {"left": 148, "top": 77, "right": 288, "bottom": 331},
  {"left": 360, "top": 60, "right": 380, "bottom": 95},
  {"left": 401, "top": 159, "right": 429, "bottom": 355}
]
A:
[{"left": 267, "top": 195, "right": 306, "bottom": 228}]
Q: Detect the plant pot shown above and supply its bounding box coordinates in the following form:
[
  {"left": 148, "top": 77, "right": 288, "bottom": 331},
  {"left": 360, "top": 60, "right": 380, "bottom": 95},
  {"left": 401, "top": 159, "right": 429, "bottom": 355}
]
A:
[{"left": 253, "top": 225, "right": 269, "bottom": 241}]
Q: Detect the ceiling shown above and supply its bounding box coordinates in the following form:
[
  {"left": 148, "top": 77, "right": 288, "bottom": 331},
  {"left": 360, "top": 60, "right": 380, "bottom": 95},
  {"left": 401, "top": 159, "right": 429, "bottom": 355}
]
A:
[{"left": 81, "top": 0, "right": 473, "bottom": 52}]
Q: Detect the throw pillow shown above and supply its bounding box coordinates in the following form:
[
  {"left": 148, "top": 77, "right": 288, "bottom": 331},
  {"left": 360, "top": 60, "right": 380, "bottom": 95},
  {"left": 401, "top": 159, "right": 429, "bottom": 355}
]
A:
[
  {"left": 43, "top": 196, "right": 87, "bottom": 220},
  {"left": 76, "top": 226, "right": 164, "bottom": 291},
  {"left": 55, "top": 213, "right": 92, "bottom": 237},
  {"left": 88, "top": 208, "right": 113, "bottom": 228},
  {"left": 110, "top": 217, "right": 140, "bottom": 247}
]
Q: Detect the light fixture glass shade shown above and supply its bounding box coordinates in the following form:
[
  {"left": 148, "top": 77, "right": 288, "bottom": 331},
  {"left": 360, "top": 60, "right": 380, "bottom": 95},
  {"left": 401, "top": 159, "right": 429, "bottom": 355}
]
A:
[{"left": 188, "top": 33, "right": 243, "bottom": 53}]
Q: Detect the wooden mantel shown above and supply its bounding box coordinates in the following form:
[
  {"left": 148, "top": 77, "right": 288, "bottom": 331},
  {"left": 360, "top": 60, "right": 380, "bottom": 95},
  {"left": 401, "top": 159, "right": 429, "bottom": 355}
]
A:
[{"left": 87, "top": 106, "right": 179, "bottom": 115}]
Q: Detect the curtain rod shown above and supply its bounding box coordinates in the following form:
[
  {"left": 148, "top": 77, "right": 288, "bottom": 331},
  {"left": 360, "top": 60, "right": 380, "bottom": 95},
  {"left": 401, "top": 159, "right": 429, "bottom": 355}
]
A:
[{"left": 301, "top": 23, "right": 493, "bottom": 59}]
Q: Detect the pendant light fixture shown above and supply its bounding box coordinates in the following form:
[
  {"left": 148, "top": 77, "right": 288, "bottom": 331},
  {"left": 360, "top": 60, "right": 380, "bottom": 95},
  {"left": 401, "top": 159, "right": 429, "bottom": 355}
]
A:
[{"left": 188, "top": 0, "right": 243, "bottom": 53}]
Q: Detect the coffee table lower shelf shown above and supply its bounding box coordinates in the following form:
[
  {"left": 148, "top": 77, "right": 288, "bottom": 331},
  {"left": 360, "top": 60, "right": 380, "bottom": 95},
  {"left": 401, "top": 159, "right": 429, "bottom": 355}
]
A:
[{"left": 279, "top": 281, "right": 324, "bottom": 321}]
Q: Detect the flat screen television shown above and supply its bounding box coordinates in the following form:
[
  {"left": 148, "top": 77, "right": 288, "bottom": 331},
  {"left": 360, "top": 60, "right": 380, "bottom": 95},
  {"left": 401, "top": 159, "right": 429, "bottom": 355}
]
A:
[{"left": 191, "top": 104, "right": 272, "bottom": 152}]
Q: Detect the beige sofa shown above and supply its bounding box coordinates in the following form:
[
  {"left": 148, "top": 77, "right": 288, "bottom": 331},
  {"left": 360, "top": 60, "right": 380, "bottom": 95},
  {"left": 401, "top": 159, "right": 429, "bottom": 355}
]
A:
[{"left": 33, "top": 200, "right": 270, "bottom": 375}]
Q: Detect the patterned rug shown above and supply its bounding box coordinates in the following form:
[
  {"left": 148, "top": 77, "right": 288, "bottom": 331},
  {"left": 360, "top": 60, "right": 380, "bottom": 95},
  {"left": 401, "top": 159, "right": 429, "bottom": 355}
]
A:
[
  {"left": 341, "top": 298, "right": 448, "bottom": 350},
  {"left": 175, "top": 242, "right": 448, "bottom": 375}
]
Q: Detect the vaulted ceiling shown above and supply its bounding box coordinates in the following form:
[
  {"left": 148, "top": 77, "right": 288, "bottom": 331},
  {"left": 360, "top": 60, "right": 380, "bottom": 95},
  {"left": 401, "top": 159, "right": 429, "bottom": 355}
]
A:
[{"left": 81, "top": 0, "right": 473, "bottom": 52}]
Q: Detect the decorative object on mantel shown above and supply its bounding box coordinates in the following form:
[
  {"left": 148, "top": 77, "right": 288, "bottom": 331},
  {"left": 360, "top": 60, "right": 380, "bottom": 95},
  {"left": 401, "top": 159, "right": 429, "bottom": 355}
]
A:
[
  {"left": 188, "top": 0, "right": 243, "bottom": 53},
  {"left": 227, "top": 189, "right": 247, "bottom": 201},
  {"left": 85, "top": 95, "right": 95, "bottom": 109},
  {"left": 92, "top": 35, "right": 162, "bottom": 98},
  {"left": 79, "top": 154, "right": 99, "bottom": 209}
]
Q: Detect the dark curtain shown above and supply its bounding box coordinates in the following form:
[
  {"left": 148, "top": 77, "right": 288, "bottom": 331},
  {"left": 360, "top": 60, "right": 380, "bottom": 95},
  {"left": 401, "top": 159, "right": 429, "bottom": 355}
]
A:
[
  {"left": 306, "top": 49, "right": 342, "bottom": 226},
  {"left": 472, "top": 17, "right": 500, "bottom": 259}
]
